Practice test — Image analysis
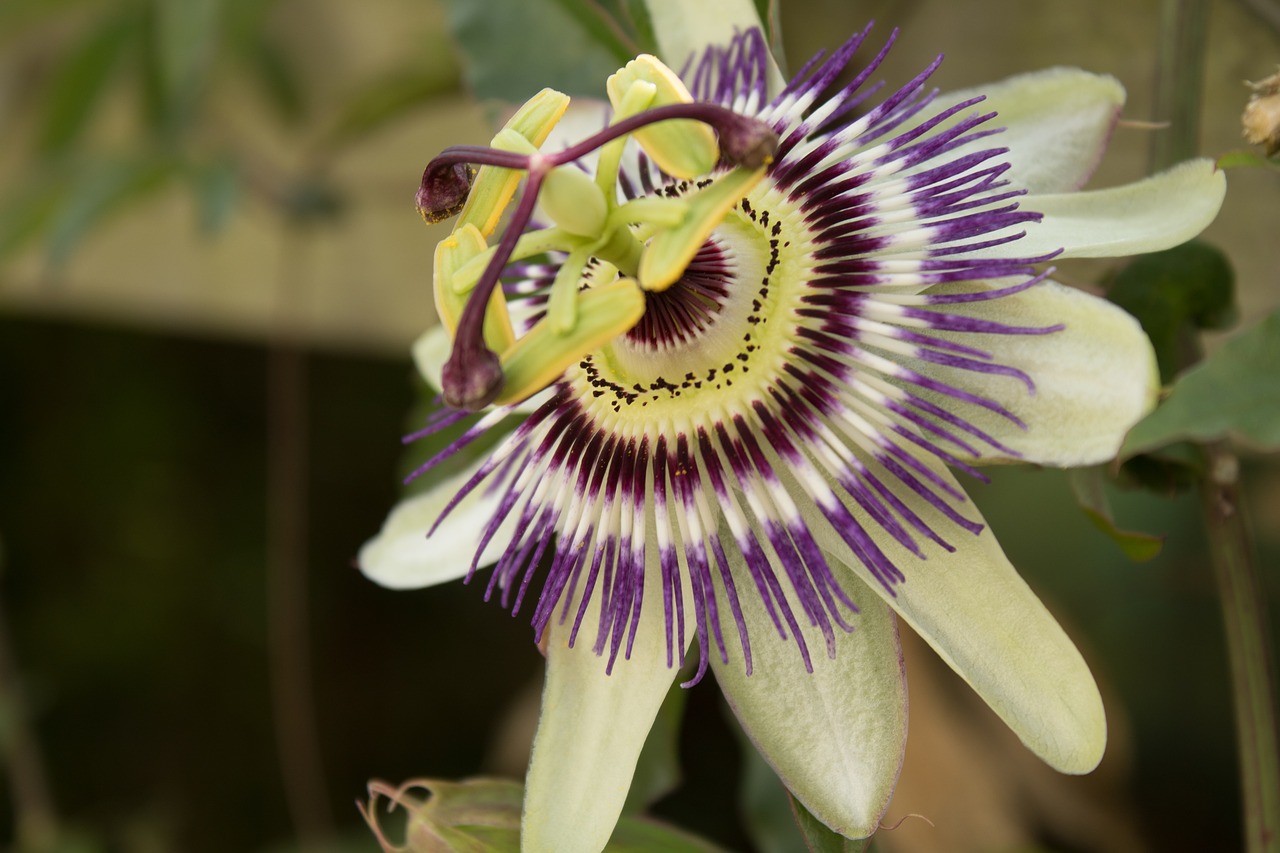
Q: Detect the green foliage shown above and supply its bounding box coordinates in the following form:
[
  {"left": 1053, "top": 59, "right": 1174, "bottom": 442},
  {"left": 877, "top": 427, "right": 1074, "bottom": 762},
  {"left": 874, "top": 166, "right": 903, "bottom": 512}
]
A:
[
  {"left": 1066, "top": 467, "right": 1164, "bottom": 561},
  {"left": 1123, "top": 308, "right": 1280, "bottom": 457},
  {"left": 1106, "top": 240, "right": 1236, "bottom": 383},
  {"left": 440, "top": 0, "right": 629, "bottom": 101}
]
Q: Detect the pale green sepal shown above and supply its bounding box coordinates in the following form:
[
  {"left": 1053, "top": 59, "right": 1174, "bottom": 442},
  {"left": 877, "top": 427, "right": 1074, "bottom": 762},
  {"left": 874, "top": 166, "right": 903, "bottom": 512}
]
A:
[
  {"left": 982, "top": 159, "right": 1226, "bottom": 260},
  {"left": 358, "top": 459, "right": 515, "bottom": 590},
  {"left": 522, "top": 551, "right": 690, "bottom": 853},
  {"left": 643, "top": 0, "right": 784, "bottom": 96},
  {"left": 711, "top": 567, "right": 906, "bottom": 839},
  {"left": 800, "top": 465, "right": 1107, "bottom": 775},
  {"left": 932, "top": 68, "right": 1125, "bottom": 193},
  {"left": 412, "top": 326, "right": 548, "bottom": 416},
  {"left": 916, "top": 280, "right": 1158, "bottom": 467},
  {"left": 639, "top": 166, "right": 765, "bottom": 291},
  {"left": 607, "top": 56, "right": 718, "bottom": 180}
]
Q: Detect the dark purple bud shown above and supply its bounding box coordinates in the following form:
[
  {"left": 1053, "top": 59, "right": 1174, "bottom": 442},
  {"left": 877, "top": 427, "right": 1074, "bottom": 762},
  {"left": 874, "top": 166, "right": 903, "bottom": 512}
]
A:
[
  {"left": 716, "top": 114, "right": 780, "bottom": 169},
  {"left": 442, "top": 344, "right": 505, "bottom": 411},
  {"left": 416, "top": 161, "right": 474, "bottom": 224}
]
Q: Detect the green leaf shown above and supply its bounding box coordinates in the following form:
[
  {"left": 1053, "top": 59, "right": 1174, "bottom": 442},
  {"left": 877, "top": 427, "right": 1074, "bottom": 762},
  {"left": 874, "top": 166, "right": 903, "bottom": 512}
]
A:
[
  {"left": 440, "top": 0, "right": 626, "bottom": 101},
  {"left": 45, "top": 156, "right": 173, "bottom": 269},
  {"left": 37, "top": 12, "right": 139, "bottom": 154},
  {"left": 789, "top": 797, "right": 870, "bottom": 853},
  {"left": 621, "top": 675, "right": 687, "bottom": 813},
  {"left": 548, "top": 0, "right": 640, "bottom": 61},
  {"left": 0, "top": 173, "right": 65, "bottom": 261},
  {"left": 1066, "top": 467, "right": 1164, "bottom": 561},
  {"left": 1122, "top": 308, "right": 1280, "bottom": 456},
  {"left": 1106, "top": 240, "right": 1236, "bottom": 383}
]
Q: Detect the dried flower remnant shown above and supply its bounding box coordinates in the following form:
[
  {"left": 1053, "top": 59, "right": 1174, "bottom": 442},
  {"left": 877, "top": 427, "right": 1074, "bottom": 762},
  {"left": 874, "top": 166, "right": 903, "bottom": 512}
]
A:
[{"left": 1243, "top": 68, "right": 1280, "bottom": 156}]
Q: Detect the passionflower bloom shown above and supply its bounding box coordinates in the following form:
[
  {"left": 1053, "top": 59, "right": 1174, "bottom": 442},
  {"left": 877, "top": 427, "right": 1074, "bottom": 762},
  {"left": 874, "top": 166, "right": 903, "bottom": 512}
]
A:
[{"left": 362, "top": 18, "right": 1225, "bottom": 853}]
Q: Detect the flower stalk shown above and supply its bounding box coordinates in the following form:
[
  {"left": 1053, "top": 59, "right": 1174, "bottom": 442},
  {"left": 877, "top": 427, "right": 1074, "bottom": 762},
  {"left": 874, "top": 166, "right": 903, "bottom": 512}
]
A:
[
  {"left": 1202, "top": 444, "right": 1280, "bottom": 852},
  {"left": 1151, "top": 2, "right": 1280, "bottom": 847}
]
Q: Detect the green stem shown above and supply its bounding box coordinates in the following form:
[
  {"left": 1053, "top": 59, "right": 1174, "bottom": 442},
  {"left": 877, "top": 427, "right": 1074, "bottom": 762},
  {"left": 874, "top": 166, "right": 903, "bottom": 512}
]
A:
[
  {"left": 1150, "top": 0, "right": 1209, "bottom": 171},
  {"left": 1200, "top": 442, "right": 1280, "bottom": 853}
]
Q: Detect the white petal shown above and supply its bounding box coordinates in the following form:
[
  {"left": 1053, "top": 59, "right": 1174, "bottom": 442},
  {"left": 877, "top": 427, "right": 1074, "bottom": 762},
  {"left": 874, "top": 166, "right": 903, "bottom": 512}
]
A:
[
  {"left": 934, "top": 68, "right": 1125, "bottom": 193},
  {"left": 358, "top": 461, "right": 513, "bottom": 590},
  {"left": 921, "top": 280, "right": 1158, "bottom": 467},
  {"left": 799, "top": 467, "right": 1106, "bottom": 775},
  {"left": 522, "top": 552, "right": 688, "bottom": 853},
  {"left": 712, "top": 570, "right": 906, "bottom": 838},
  {"left": 642, "top": 0, "right": 784, "bottom": 94},
  {"left": 979, "top": 159, "right": 1226, "bottom": 261}
]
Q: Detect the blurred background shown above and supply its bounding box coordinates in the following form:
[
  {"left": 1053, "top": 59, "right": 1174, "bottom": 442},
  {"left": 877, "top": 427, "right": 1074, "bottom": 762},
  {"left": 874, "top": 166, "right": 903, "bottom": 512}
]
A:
[{"left": 0, "top": 0, "right": 1278, "bottom": 851}]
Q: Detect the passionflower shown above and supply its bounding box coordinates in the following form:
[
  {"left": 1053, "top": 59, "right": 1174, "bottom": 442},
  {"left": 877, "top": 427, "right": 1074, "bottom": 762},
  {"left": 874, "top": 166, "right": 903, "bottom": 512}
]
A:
[{"left": 362, "top": 18, "right": 1225, "bottom": 853}]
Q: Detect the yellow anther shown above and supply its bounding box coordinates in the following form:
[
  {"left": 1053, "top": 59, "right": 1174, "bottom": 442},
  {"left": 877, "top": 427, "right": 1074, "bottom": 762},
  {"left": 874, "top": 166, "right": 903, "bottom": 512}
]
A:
[
  {"left": 459, "top": 88, "right": 571, "bottom": 237},
  {"left": 433, "top": 223, "right": 515, "bottom": 352},
  {"left": 541, "top": 166, "right": 609, "bottom": 237},
  {"left": 638, "top": 166, "right": 766, "bottom": 292},
  {"left": 494, "top": 278, "right": 645, "bottom": 406},
  {"left": 607, "top": 56, "right": 719, "bottom": 180}
]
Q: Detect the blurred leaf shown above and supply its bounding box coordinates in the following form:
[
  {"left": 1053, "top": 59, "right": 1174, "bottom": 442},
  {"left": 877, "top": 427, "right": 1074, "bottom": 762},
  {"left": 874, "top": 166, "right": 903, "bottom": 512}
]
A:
[
  {"left": 1217, "top": 150, "right": 1280, "bottom": 172},
  {"left": 247, "top": 34, "right": 307, "bottom": 123},
  {"left": 1122, "top": 308, "right": 1280, "bottom": 456},
  {"left": 619, "top": 0, "right": 658, "bottom": 54},
  {"left": 37, "top": 11, "right": 139, "bottom": 154},
  {"left": 1106, "top": 241, "right": 1236, "bottom": 383},
  {"left": 324, "top": 52, "right": 462, "bottom": 150},
  {"left": 1066, "top": 467, "right": 1164, "bottom": 561},
  {"left": 360, "top": 777, "right": 727, "bottom": 852},
  {"left": 189, "top": 156, "right": 240, "bottom": 234},
  {"left": 45, "top": 156, "right": 173, "bottom": 268},
  {"left": 547, "top": 0, "right": 640, "bottom": 61},
  {"left": 622, "top": 676, "right": 687, "bottom": 813},
  {"left": 756, "top": 0, "right": 787, "bottom": 76},
  {"left": 0, "top": 176, "right": 65, "bottom": 261},
  {"left": 789, "top": 797, "right": 870, "bottom": 853},
  {"left": 441, "top": 0, "right": 625, "bottom": 101},
  {"left": 153, "top": 0, "right": 220, "bottom": 128}
]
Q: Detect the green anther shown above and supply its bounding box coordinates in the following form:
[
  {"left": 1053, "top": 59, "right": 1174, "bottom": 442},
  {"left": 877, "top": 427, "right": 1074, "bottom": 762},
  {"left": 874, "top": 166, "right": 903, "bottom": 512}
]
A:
[
  {"left": 638, "top": 165, "right": 766, "bottom": 292},
  {"left": 459, "top": 88, "right": 571, "bottom": 238},
  {"left": 541, "top": 166, "right": 608, "bottom": 237},
  {"left": 545, "top": 249, "right": 591, "bottom": 334},
  {"left": 607, "top": 56, "right": 719, "bottom": 180},
  {"left": 494, "top": 278, "right": 645, "bottom": 406},
  {"left": 610, "top": 196, "right": 690, "bottom": 230},
  {"left": 433, "top": 223, "right": 516, "bottom": 352},
  {"left": 595, "top": 79, "right": 658, "bottom": 199}
]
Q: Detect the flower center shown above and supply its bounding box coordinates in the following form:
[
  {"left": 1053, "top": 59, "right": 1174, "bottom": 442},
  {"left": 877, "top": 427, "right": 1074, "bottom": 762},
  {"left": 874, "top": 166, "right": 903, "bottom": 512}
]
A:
[{"left": 570, "top": 187, "right": 810, "bottom": 424}]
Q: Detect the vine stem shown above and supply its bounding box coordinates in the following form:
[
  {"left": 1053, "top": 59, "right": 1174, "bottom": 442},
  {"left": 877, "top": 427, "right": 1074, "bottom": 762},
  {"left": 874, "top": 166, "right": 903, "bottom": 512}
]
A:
[{"left": 1201, "top": 442, "right": 1280, "bottom": 853}]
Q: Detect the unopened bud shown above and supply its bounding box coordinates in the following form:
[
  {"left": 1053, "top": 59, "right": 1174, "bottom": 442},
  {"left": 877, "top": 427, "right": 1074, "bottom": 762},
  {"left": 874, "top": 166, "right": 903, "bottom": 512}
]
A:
[{"left": 1243, "top": 68, "right": 1280, "bottom": 157}]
